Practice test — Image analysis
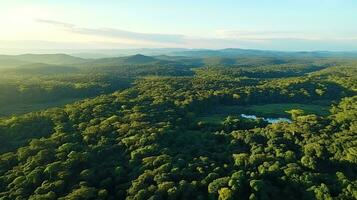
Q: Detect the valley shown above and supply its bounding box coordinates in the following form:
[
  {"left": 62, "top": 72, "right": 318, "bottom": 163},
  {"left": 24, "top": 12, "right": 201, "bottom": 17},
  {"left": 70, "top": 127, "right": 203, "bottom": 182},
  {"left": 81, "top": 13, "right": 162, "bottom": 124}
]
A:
[
  {"left": 0, "top": 49, "right": 356, "bottom": 200},
  {"left": 2, "top": 1, "right": 357, "bottom": 199}
]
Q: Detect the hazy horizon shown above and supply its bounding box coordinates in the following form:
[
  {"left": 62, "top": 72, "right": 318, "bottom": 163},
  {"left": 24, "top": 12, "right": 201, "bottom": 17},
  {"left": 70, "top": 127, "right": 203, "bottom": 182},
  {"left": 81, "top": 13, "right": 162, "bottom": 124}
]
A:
[
  {"left": 1, "top": 0, "right": 357, "bottom": 52},
  {"left": 1, "top": 47, "right": 357, "bottom": 56}
]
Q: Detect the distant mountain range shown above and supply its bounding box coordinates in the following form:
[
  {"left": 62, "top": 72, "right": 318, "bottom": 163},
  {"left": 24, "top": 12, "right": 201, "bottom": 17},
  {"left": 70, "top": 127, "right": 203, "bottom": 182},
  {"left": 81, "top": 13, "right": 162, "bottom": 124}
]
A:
[
  {"left": 70, "top": 48, "right": 357, "bottom": 59},
  {"left": 0, "top": 54, "right": 87, "bottom": 68},
  {"left": 164, "top": 48, "right": 357, "bottom": 58},
  {"left": 3, "top": 48, "right": 357, "bottom": 58},
  {"left": 1, "top": 48, "right": 357, "bottom": 71}
]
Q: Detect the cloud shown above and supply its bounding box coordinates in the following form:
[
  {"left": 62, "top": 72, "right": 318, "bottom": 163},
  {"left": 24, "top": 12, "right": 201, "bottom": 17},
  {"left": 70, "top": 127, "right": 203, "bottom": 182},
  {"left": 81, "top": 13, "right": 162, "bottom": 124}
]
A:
[
  {"left": 35, "top": 19, "right": 282, "bottom": 48},
  {"left": 215, "top": 30, "right": 324, "bottom": 41},
  {"left": 18, "top": 19, "right": 357, "bottom": 51},
  {"left": 36, "top": 19, "right": 75, "bottom": 28},
  {"left": 73, "top": 28, "right": 185, "bottom": 44},
  {"left": 0, "top": 39, "right": 175, "bottom": 50},
  {"left": 215, "top": 29, "right": 357, "bottom": 42},
  {"left": 36, "top": 18, "right": 185, "bottom": 45}
]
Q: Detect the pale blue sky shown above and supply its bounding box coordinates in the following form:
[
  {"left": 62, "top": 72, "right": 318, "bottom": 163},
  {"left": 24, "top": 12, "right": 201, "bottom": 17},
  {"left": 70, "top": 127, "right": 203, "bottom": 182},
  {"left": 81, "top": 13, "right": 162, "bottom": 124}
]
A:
[{"left": 1, "top": 0, "right": 357, "bottom": 51}]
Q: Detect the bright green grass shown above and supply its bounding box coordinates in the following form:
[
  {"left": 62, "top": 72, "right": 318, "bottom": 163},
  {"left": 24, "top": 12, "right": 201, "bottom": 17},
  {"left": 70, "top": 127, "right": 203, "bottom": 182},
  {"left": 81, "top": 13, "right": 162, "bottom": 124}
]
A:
[
  {"left": 212, "top": 103, "right": 330, "bottom": 117},
  {"left": 0, "top": 98, "right": 83, "bottom": 117},
  {"left": 241, "top": 103, "right": 330, "bottom": 117}
]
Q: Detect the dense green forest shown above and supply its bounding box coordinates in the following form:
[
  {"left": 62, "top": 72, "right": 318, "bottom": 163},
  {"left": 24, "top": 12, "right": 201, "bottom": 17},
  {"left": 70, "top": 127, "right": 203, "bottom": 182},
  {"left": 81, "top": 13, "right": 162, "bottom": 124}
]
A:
[
  {"left": 0, "top": 53, "right": 351, "bottom": 116},
  {"left": 0, "top": 52, "right": 356, "bottom": 199}
]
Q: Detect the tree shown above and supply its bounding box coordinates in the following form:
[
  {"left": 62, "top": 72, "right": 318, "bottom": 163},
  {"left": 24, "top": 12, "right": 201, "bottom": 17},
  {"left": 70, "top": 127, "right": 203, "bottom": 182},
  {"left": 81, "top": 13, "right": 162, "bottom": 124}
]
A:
[
  {"left": 286, "top": 109, "right": 305, "bottom": 121},
  {"left": 218, "top": 187, "right": 234, "bottom": 200}
]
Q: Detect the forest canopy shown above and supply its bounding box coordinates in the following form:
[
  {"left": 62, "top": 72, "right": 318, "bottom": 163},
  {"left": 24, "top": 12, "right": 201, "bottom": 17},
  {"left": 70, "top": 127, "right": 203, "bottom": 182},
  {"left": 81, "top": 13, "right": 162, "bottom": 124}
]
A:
[{"left": 0, "top": 53, "right": 356, "bottom": 200}]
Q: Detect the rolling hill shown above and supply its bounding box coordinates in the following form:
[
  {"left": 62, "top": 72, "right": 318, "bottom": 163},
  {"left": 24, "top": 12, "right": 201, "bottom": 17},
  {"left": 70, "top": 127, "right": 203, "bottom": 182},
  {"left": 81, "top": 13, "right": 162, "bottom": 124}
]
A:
[{"left": 0, "top": 54, "right": 88, "bottom": 67}]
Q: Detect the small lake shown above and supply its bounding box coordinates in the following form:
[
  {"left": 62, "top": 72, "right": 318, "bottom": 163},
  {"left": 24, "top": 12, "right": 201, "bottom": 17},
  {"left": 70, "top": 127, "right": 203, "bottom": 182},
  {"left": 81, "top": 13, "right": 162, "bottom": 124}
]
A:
[{"left": 240, "top": 114, "right": 292, "bottom": 124}]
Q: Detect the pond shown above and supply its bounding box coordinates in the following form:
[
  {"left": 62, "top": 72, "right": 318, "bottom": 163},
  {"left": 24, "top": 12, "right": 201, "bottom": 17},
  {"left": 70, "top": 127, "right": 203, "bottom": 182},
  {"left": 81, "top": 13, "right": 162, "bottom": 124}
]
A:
[{"left": 240, "top": 114, "right": 292, "bottom": 124}]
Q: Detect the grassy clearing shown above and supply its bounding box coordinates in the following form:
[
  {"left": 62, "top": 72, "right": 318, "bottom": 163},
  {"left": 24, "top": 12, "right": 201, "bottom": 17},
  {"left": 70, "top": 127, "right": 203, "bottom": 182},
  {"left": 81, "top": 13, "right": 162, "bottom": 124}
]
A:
[
  {"left": 241, "top": 103, "right": 330, "bottom": 117},
  {"left": 197, "top": 102, "right": 331, "bottom": 125}
]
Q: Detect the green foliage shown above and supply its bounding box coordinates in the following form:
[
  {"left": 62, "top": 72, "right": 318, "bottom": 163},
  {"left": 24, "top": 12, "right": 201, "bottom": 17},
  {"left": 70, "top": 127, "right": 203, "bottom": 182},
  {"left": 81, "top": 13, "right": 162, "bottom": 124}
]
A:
[{"left": 0, "top": 56, "right": 356, "bottom": 199}]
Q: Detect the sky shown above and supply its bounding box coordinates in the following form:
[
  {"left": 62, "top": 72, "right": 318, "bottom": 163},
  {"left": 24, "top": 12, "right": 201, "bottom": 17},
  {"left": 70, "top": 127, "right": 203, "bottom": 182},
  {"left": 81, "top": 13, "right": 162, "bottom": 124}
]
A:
[{"left": 1, "top": 0, "right": 357, "bottom": 52}]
